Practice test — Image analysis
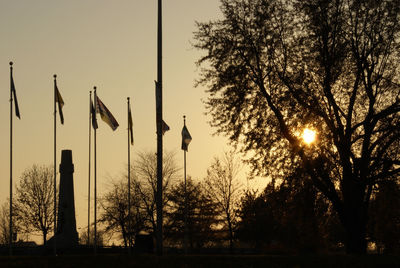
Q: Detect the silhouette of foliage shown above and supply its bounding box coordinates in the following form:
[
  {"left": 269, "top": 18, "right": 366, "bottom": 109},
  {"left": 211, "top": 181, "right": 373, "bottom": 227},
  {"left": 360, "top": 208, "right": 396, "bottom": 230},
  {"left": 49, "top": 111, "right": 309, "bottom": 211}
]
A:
[
  {"left": 79, "top": 225, "right": 108, "bottom": 247},
  {"left": 100, "top": 151, "right": 180, "bottom": 246},
  {"left": 165, "top": 177, "right": 220, "bottom": 249},
  {"left": 368, "top": 179, "right": 400, "bottom": 253},
  {"left": 0, "top": 203, "right": 9, "bottom": 245},
  {"left": 203, "top": 151, "right": 243, "bottom": 251},
  {"left": 133, "top": 150, "right": 180, "bottom": 237},
  {"left": 236, "top": 170, "right": 344, "bottom": 253},
  {"left": 194, "top": 0, "right": 400, "bottom": 253},
  {"left": 235, "top": 189, "right": 274, "bottom": 249},
  {"left": 0, "top": 201, "right": 23, "bottom": 245},
  {"left": 99, "top": 180, "right": 145, "bottom": 248},
  {"left": 14, "top": 164, "right": 55, "bottom": 245}
]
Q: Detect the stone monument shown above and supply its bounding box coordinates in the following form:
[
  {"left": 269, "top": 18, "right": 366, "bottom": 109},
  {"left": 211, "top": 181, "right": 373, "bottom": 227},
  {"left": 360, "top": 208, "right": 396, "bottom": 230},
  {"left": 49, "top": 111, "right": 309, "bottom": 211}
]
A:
[{"left": 48, "top": 149, "right": 79, "bottom": 248}]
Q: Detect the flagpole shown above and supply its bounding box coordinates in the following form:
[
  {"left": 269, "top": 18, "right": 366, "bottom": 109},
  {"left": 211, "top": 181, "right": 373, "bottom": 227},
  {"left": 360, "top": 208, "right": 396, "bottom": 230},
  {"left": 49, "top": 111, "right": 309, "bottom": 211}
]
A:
[
  {"left": 9, "top": 62, "right": 14, "bottom": 256},
  {"left": 88, "top": 91, "right": 92, "bottom": 246},
  {"left": 93, "top": 87, "right": 98, "bottom": 254},
  {"left": 127, "top": 97, "right": 131, "bottom": 254},
  {"left": 53, "top": 74, "right": 58, "bottom": 255},
  {"left": 156, "top": 0, "right": 164, "bottom": 256},
  {"left": 183, "top": 115, "right": 188, "bottom": 254}
]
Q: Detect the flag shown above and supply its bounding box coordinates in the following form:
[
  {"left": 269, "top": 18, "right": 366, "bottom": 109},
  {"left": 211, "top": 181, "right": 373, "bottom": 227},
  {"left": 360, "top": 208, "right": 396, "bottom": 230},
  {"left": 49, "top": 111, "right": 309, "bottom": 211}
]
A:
[
  {"left": 55, "top": 84, "right": 64, "bottom": 124},
  {"left": 181, "top": 125, "right": 192, "bottom": 151},
  {"left": 10, "top": 67, "right": 20, "bottom": 119},
  {"left": 90, "top": 98, "right": 98, "bottom": 129},
  {"left": 162, "top": 120, "right": 170, "bottom": 135},
  {"left": 128, "top": 103, "right": 133, "bottom": 145},
  {"left": 96, "top": 96, "right": 119, "bottom": 131}
]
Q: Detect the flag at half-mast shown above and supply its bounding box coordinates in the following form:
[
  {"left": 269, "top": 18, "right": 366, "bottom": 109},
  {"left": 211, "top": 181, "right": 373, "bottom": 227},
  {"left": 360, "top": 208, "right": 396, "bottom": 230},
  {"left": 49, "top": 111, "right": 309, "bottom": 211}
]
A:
[
  {"left": 96, "top": 96, "right": 119, "bottom": 131},
  {"left": 128, "top": 102, "right": 133, "bottom": 145},
  {"left": 181, "top": 125, "right": 192, "bottom": 151},
  {"left": 55, "top": 82, "right": 64, "bottom": 124},
  {"left": 10, "top": 63, "right": 20, "bottom": 119},
  {"left": 162, "top": 120, "right": 170, "bottom": 135},
  {"left": 90, "top": 97, "right": 98, "bottom": 129}
]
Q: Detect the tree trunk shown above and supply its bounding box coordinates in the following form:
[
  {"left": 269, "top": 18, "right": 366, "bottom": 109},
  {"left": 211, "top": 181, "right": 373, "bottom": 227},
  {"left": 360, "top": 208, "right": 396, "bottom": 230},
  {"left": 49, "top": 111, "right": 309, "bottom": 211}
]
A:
[
  {"left": 341, "top": 179, "right": 368, "bottom": 254},
  {"left": 122, "top": 225, "right": 128, "bottom": 248},
  {"left": 343, "top": 206, "right": 367, "bottom": 254},
  {"left": 226, "top": 212, "right": 234, "bottom": 253},
  {"left": 43, "top": 230, "right": 47, "bottom": 246}
]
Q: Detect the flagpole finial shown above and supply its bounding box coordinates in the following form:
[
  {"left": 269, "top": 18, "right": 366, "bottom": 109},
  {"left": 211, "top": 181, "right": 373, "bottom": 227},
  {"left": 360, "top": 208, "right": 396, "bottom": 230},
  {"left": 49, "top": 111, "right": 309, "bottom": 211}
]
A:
[
  {"left": 127, "top": 97, "right": 130, "bottom": 101},
  {"left": 9, "top": 61, "right": 13, "bottom": 66},
  {"left": 53, "top": 74, "right": 57, "bottom": 79},
  {"left": 183, "top": 115, "right": 186, "bottom": 125}
]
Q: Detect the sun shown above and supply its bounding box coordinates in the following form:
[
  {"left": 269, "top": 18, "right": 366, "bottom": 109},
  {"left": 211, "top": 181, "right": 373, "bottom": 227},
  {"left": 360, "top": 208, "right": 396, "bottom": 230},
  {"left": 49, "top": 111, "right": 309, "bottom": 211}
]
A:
[{"left": 302, "top": 128, "right": 316, "bottom": 145}]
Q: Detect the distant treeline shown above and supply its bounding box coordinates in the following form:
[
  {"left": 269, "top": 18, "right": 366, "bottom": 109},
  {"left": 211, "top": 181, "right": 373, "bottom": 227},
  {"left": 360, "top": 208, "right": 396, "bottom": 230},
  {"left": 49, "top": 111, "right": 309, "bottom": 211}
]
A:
[{"left": 4, "top": 151, "right": 399, "bottom": 254}]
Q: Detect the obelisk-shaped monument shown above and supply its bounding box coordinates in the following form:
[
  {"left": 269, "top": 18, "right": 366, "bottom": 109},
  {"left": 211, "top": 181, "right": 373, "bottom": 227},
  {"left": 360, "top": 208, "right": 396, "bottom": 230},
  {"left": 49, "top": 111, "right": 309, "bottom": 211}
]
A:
[{"left": 49, "top": 149, "right": 79, "bottom": 248}]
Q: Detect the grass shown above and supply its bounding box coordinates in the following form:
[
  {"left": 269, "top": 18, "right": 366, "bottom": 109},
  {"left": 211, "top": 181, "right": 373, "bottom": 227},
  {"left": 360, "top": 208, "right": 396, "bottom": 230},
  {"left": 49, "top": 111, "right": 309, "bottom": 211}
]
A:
[{"left": 0, "top": 254, "right": 399, "bottom": 268}]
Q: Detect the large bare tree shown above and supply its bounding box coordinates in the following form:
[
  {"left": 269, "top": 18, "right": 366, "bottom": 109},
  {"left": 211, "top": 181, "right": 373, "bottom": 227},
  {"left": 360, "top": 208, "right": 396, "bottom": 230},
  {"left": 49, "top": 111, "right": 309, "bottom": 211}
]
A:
[
  {"left": 194, "top": 0, "right": 400, "bottom": 253},
  {"left": 14, "top": 164, "right": 55, "bottom": 245}
]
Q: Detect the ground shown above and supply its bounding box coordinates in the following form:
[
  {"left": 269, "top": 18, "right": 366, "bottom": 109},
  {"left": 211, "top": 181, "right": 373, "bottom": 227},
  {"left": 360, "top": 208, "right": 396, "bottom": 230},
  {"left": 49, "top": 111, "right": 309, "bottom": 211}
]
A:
[{"left": 0, "top": 254, "right": 399, "bottom": 268}]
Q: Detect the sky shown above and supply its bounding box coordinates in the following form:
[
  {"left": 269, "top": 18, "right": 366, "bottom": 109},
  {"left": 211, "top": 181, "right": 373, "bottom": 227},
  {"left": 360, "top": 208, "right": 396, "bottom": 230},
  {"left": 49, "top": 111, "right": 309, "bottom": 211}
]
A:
[{"left": 0, "top": 0, "right": 268, "bottom": 242}]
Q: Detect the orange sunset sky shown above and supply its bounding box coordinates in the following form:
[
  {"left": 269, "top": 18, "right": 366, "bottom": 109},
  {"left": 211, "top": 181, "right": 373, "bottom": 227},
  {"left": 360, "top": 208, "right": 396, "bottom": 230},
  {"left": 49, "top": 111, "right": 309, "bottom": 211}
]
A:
[{"left": 0, "top": 0, "right": 268, "bottom": 242}]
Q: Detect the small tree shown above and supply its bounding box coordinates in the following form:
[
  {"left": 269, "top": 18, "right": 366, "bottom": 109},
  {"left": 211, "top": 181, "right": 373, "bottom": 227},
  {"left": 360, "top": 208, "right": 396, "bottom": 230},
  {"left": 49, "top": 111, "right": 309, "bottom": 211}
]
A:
[
  {"left": 14, "top": 164, "right": 55, "bottom": 245},
  {"left": 235, "top": 189, "right": 273, "bottom": 249},
  {"left": 203, "top": 151, "right": 242, "bottom": 251},
  {"left": 0, "top": 201, "right": 26, "bottom": 245},
  {"left": 133, "top": 150, "right": 180, "bottom": 235},
  {"left": 0, "top": 202, "right": 12, "bottom": 245},
  {"left": 165, "top": 177, "right": 219, "bottom": 249},
  {"left": 99, "top": 180, "right": 145, "bottom": 247},
  {"left": 99, "top": 151, "right": 180, "bottom": 245},
  {"left": 79, "top": 225, "right": 107, "bottom": 247}
]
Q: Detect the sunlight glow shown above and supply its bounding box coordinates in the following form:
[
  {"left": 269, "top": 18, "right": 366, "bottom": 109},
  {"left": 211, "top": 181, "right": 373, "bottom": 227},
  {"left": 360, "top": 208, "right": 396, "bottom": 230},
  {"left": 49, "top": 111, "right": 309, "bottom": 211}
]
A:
[{"left": 302, "top": 128, "right": 316, "bottom": 145}]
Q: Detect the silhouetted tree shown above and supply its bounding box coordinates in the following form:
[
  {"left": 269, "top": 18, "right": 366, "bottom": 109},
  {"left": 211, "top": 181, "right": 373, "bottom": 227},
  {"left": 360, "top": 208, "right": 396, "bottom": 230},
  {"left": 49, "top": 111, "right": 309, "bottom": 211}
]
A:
[
  {"left": 0, "top": 200, "right": 29, "bottom": 245},
  {"left": 79, "top": 225, "right": 107, "bottom": 247},
  {"left": 203, "top": 151, "right": 243, "bottom": 251},
  {"left": 235, "top": 189, "right": 274, "bottom": 249},
  {"left": 0, "top": 201, "right": 27, "bottom": 245},
  {"left": 236, "top": 173, "right": 344, "bottom": 253},
  {"left": 194, "top": 0, "right": 400, "bottom": 253},
  {"left": 0, "top": 202, "right": 16, "bottom": 245},
  {"left": 277, "top": 173, "right": 333, "bottom": 252},
  {"left": 132, "top": 151, "right": 180, "bottom": 237},
  {"left": 98, "top": 151, "right": 179, "bottom": 246},
  {"left": 165, "top": 177, "right": 220, "bottom": 249},
  {"left": 99, "top": 180, "right": 145, "bottom": 247},
  {"left": 369, "top": 180, "right": 400, "bottom": 253},
  {"left": 0, "top": 202, "right": 9, "bottom": 245},
  {"left": 14, "top": 165, "right": 55, "bottom": 245}
]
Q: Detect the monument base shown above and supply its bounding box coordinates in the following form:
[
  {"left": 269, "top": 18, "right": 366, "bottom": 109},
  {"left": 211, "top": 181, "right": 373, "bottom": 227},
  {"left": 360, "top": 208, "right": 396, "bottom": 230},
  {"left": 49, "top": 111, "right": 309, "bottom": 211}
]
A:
[{"left": 47, "top": 231, "right": 79, "bottom": 248}]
